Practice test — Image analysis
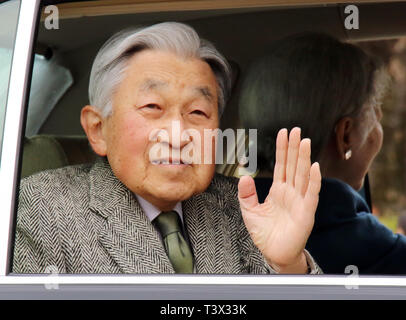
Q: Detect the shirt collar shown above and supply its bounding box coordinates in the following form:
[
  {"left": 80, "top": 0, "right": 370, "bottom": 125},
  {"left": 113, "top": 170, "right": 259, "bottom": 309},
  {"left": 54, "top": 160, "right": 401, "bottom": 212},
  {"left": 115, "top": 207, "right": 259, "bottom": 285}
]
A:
[{"left": 135, "top": 194, "right": 183, "bottom": 223}]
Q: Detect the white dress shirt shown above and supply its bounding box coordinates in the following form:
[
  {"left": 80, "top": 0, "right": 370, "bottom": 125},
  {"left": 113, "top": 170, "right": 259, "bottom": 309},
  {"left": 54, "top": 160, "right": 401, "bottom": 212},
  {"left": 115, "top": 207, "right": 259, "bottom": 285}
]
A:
[
  {"left": 135, "top": 194, "right": 184, "bottom": 223},
  {"left": 134, "top": 194, "right": 187, "bottom": 240}
]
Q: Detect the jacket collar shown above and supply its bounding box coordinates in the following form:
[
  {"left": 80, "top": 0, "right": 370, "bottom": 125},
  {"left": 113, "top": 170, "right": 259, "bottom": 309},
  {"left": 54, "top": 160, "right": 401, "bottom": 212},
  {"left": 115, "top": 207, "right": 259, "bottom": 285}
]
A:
[
  {"left": 183, "top": 181, "right": 238, "bottom": 274},
  {"left": 88, "top": 157, "right": 174, "bottom": 273},
  {"left": 87, "top": 157, "right": 235, "bottom": 274},
  {"left": 88, "top": 157, "right": 129, "bottom": 218}
]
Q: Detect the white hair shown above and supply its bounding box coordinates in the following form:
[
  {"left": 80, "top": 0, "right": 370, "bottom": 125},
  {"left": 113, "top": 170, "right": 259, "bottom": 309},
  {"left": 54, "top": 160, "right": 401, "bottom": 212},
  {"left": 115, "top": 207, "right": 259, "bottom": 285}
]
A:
[
  {"left": 358, "top": 66, "right": 391, "bottom": 143},
  {"left": 89, "top": 22, "right": 231, "bottom": 117}
]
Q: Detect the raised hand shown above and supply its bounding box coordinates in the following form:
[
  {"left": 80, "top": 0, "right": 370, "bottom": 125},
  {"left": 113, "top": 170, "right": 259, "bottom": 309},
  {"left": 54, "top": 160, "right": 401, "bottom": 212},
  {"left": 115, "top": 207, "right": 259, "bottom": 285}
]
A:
[{"left": 238, "top": 127, "right": 321, "bottom": 273}]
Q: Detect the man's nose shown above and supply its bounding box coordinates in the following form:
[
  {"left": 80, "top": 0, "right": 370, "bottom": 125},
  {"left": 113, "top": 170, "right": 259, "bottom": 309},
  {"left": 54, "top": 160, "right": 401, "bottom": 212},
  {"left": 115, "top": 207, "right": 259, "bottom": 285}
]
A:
[{"left": 160, "top": 118, "right": 191, "bottom": 149}]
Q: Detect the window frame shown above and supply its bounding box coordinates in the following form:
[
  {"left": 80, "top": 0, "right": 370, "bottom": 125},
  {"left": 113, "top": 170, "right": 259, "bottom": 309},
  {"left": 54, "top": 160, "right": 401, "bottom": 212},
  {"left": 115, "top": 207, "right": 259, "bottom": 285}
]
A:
[
  {"left": 1, "top": 0, "right": 406, "bottom": 299},
  {"left": 0, "top": 0, "right": 39, "bottom": 276}
]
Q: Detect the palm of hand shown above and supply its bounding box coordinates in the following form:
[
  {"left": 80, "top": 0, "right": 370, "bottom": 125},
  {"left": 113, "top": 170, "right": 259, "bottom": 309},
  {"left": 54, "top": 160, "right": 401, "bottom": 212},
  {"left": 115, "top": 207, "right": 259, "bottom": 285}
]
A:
[{"left": 238, "top": 128, "right": 321, "bottom": 268}]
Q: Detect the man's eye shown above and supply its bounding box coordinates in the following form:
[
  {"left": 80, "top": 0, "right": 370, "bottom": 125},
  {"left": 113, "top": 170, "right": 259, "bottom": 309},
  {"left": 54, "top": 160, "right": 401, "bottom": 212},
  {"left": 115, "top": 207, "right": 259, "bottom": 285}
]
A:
[
  {"left": 191, "top": 110, "right": 207, "bottom": 117},
  {"left": 144, "top": 104, "right": 160, "bottom": 110},
  {"left": 139, "top": 104, "right": 162, "bottom": 113}
]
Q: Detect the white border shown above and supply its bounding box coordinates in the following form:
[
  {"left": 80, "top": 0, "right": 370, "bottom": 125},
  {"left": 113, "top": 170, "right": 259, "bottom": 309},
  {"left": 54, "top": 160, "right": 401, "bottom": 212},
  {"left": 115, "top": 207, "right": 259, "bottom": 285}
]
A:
[{"left": 0, "top": 0, "right": 405, "bottom": 290}]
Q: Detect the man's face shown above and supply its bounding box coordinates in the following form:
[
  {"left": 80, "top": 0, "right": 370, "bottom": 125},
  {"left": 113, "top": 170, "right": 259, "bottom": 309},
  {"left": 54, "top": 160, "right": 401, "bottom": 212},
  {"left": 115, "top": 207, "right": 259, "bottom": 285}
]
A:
[{"left": 101, "top": 49, "right": 219, "bottom": 210}]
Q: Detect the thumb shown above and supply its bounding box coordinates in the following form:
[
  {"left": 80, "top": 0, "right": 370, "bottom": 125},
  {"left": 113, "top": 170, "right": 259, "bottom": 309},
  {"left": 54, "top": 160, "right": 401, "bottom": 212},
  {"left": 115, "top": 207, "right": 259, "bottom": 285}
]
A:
[{"left": 238, "top": 175, "right": 259, "bottom": 210}]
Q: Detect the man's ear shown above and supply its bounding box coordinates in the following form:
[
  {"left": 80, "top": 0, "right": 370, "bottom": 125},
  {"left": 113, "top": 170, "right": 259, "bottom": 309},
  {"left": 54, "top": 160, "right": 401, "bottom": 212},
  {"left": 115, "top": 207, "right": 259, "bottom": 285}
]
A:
[
  {"left": 80, "top": 105, "right": 108, "bottom": 156},
  {"left": 334, "top": 117, "right": 355, "bottom": 160}
]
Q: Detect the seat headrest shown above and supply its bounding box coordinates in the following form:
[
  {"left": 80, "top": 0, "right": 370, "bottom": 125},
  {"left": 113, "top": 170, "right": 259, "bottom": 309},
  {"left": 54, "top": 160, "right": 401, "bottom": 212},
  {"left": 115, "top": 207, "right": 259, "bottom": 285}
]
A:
[{"left": 21, "top": 135, "right": 96, "bottom": 178}]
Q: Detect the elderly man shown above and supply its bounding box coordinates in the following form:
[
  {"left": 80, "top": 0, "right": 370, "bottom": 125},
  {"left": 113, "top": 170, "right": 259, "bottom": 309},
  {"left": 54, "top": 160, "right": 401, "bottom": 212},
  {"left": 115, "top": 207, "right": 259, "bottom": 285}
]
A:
[{"left": 13, "top": 22, "right": 321, "bottom": 274}]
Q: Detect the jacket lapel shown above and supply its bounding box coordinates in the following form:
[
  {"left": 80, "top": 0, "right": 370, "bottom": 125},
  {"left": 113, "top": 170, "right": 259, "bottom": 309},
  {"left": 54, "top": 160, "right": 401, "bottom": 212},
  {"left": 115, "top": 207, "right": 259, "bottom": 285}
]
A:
[
  {"left": 88, "top": 158, "right": 174, "bottom": 274},
  {"left": 184, "top": 189, "right": 235, "bottom": 274}
]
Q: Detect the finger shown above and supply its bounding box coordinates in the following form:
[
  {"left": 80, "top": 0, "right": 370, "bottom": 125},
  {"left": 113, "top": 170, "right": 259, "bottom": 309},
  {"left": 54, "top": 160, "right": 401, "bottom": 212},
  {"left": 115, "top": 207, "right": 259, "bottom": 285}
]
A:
[
  {"left": 294, "top": 138, "right": 311, "bottom": 197},
  {"left": 238, "top": 175, "right": 259, "bottom": 211},
  {"left": 286, "top": 127, "right": 301, "bottom": 186},
  {"left": 273, "top": 128, "right": 288, "bottom": 183},
  {"left": 303, "top": 162, "right": 322, "bottom": 217}
]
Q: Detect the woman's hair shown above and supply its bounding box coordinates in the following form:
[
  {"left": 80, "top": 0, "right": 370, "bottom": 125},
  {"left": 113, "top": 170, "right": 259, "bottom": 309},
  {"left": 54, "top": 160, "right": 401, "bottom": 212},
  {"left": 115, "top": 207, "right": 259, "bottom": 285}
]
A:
[
  {"left": 239, "top": 32, "right": 389, "bottom": 172},
  {"left": 89, "top": 22, "right": 231, "bottom": 117}
]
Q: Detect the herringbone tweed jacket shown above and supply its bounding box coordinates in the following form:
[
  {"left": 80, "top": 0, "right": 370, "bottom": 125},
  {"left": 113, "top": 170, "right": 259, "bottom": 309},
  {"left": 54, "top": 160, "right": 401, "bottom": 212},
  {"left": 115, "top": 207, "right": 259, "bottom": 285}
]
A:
[{"left": 13, "top": 158, "right": 321, "bottom": 274}]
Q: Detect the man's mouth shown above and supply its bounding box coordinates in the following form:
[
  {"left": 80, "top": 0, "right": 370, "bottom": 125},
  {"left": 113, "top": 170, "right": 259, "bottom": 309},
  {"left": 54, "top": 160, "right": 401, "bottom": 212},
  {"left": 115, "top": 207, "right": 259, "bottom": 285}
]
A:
[{"left": 151, "top": 158, "right": 192, "bottom": 165}]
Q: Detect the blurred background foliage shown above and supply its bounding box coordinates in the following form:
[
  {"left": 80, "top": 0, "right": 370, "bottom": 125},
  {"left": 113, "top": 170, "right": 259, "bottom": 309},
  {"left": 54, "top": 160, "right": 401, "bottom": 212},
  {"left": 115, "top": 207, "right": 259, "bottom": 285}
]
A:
[{"left": 358, "top": 37, "right": 406, "bottom": 232}]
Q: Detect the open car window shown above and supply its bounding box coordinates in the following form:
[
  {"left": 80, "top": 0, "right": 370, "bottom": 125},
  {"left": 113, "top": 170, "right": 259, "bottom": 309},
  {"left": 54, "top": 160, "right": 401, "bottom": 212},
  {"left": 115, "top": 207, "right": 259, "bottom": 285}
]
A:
[
  {"left": 3, "top": 0, "right": 406, "bottom": 300},
  {"left": 14, "top": 0, "right": 406, "bottom": 273}
]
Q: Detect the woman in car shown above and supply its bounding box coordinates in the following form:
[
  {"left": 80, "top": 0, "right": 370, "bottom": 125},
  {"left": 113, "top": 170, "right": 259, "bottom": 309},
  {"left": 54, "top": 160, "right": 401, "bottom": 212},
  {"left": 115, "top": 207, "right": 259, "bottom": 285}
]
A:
[{"left": 239, "top": 32, "right": 406, "bottom": 274}]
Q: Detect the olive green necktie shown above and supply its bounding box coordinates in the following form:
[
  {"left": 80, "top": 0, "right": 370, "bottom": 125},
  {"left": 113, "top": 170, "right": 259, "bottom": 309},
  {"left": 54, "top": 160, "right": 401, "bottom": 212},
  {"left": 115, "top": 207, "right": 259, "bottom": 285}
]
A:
[{"left": 153, "top": 211, "right": 194, "bottom": 273}]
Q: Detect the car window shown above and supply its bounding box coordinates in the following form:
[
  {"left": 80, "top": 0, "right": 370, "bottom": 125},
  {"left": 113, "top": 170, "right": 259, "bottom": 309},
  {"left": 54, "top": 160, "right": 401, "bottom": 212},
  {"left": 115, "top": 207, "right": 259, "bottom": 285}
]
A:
[
  {"left": 0, "top": 0, "right": 21, "bottom": 161},
  {"left": 12, "top": 0, "right": 406, "bottom": 278},
  {"left": 25, "top": 53, "right": 73, "bottom": 137}
]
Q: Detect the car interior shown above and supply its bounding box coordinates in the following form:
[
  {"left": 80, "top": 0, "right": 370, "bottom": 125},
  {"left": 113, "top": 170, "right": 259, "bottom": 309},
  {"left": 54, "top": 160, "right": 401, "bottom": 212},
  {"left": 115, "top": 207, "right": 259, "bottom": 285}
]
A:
[{"left": 17, "top": 0, "right": 406, "bottom": 272}]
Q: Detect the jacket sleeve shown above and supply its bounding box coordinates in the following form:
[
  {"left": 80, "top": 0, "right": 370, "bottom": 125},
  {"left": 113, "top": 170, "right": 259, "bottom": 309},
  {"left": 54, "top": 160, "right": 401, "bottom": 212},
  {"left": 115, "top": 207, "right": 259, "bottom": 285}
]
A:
[
  {"left": 12, "top": 175, "right": 66, "bottom": 274},
  {"left": 304, "top": 249, "right": 323, "bottom": 274}
]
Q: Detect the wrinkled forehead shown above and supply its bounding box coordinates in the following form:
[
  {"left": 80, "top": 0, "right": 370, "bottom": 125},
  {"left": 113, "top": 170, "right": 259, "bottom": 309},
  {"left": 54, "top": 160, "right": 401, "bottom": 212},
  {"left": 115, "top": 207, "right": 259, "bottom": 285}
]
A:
[
  {"left": 139, "top": 78, "right": 216, "bottom": 104},
  {"left": 120, "top": 50, "right": 220, "bottom": 103}
]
